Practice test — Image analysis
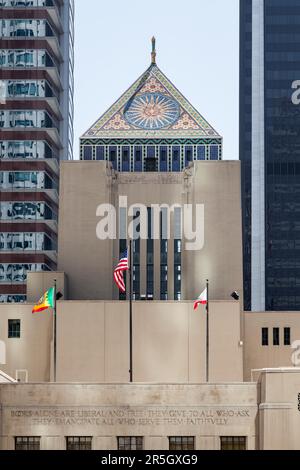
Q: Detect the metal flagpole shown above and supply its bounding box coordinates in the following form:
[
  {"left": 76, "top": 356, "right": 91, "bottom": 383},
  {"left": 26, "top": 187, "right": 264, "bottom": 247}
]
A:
[
  {"left": 206, "top": 279, "right": 209, "bottom": 383},
  {"left": 129, "top": 241, "right": 133, "bottom": 383},
  {"left": 53, "top": 279, "right": 57, "bottom": 383}
]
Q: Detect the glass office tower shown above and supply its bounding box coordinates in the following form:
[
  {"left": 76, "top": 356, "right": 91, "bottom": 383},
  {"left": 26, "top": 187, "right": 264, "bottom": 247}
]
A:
[
  {"left": 0, "top": 0, "right": 74, "bottom": 302},
  {"left": 240, "top": 0, "right": 300, "bottom": 311}
]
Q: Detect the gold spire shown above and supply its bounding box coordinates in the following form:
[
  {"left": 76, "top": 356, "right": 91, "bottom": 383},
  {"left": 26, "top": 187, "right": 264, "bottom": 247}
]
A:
[{"left": 151, "top": 36, "right": 156, "bottom": 64}]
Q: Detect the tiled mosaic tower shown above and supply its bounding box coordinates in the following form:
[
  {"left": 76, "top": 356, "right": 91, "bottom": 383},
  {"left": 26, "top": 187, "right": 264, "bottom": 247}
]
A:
[
  {"left": 80, "top": 39, "right": 222, "bottom": 172},
  {"left": 0, "top": 0, "right": 74, "bottom": 303}
]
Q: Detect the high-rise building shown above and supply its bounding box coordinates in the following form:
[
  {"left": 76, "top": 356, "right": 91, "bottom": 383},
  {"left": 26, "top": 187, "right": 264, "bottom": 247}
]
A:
[
  {"left": 0, "top": 0, "right": 75, "bottom": 303},
  {"left": 240, "top": 0, "right": 300, "bottom": 311}
]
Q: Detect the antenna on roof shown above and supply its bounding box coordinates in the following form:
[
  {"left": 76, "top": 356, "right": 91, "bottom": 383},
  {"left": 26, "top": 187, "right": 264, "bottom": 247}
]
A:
[{"left": 151, "top": 36, "right": 157, "bottom": 64}]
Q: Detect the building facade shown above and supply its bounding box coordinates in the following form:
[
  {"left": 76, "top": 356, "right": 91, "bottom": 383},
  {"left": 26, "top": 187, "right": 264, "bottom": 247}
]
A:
[
  {"left": 0, "top": 0, "right": 75, "bottom": 303},
  {"left": 240, "top": 0, "right": 300, "bottom": 311}
]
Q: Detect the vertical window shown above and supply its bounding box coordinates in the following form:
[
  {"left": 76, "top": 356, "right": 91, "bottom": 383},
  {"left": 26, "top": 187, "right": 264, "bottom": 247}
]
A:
[
  {"left": 174, "top": 207, "right": 182, "bottom": 300},
  {"left": 174, "top": 239, "right": 182, "bottom": 301},
  {"left": 262, "top": 327, "right": 269, "bottom": 346},
  {"left": 133, "top": 209, "right": 141, "bottom": 300},
  {"left": 160, "top": 210, "right": 168, "bottom": 300},
  {"left": 220, "top": 437, "right": 247, "bottom": 451},
  {"left": 83, "top": 145, "right": 93, "bottom": 160},
  {"left": 134, "top": 146, "right": 142, "bottom": 172},
  {"left": 8, "top": 319, "right": 20, "bottom": 338},
  {"left": 273, "top": 328, "right": 280, "bottom": 346},
  {"left": 210, "top": 145, "right": 219, "bottom": 160},
  {"left": 109, "top": 146, "right": 117, "bottom": 170},
  {"left": 118, "top": 437, "right": 143, "bottom": 451},
  {"left": 122, "top": 146, "right": 130, "bottom": 172},
  {"left": 15, "top": 437, "right": 40, "bottom": 451},
  {"left": 145, "top": 146, "right": 157, "bottom": 172},
  {"left": 160, "top": 146, "right": 168, "bottom": 172},
  {"left": 197, "top": 145, "right": 206, "bottom": 160},
  {"left": 172, "top": 146, "right": 181, "bottom": 172},
  {"left": 169, "top": 437, "right": 195, "bottom": 451},
  {"left": 284, "top": 327, "right": 291, "bottom": 346},
  {"left": 147, "top": 208, "right": 154, "bottom": 298},
  {"left": 96, "top": 146, "right": 104, "bottom": 161},
  {"left": 66, "top": 437, "right": 92, "bottom": 451},
  {"left": 185, "top": 146, "right": 193, "bottom": 167},
  {"left": 119, "top": 239, "right": 127, "bottom": 301}
]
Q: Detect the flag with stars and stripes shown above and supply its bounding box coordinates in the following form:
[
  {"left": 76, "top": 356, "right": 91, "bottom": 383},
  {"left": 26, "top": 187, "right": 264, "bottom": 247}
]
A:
[{"left": 114, "top": 249, "right": 129, "bottom": 293}]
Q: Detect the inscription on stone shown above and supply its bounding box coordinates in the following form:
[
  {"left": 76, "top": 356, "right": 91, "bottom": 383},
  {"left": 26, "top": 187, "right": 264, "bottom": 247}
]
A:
[{"left": 9, "top": 407, "right": 252, "bottom": 428}]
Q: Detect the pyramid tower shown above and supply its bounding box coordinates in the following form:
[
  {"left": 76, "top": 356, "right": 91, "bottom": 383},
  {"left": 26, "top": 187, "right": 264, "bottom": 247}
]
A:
[{"left": 80, "top": 39, "right": 222, "bottom": 171}]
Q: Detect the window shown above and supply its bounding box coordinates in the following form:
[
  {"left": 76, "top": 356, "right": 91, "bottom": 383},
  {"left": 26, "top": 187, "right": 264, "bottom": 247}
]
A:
[
  {"left": 169, "top": 437, "right": 195, "bottom": 451},
  {"left": 262, "top": 327, "right": 269, "bottom": 346},
  {"left": 273, "top": 328, "right": 280, "bottom": 346},
  {"left": 15, "top": 437, "right": 40, "bottom": 451},
  {"left": 174, "top": 239, "right": 182, "bottom": 300},
  {"left": 220, "top": 437, "right": 247, "bottom": 451},
  {"left": 284, "top": 327, "right": 291, "bottom": 346},
  {"left": 8, "top": 319, "right": 20, "bottom": 338},
  {"left": 118, "top": 437, "right": 143, "bottom": 451},
  {"left": 66, "top": 437, "right": 92, "bottom": 451}
]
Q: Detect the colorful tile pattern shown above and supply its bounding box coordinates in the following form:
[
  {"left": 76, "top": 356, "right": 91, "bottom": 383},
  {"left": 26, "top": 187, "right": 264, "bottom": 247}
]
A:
[{"left": 81, "top": 64, "right": 221, "bottom": 140}]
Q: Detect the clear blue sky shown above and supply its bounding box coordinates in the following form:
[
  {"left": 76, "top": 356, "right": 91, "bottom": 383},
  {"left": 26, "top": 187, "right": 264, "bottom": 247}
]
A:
[{"left": 74, "top": 0, "right": 239, "bottom": 160}]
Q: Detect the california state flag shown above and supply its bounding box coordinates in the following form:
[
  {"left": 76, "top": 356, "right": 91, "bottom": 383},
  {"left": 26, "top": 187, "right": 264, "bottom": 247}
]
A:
[{"left": 194, "top": 288, "right": 207, "bottom": 311}]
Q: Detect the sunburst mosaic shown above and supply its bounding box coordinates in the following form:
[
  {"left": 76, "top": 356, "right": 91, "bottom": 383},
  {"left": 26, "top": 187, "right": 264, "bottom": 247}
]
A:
[{"left": 124, "top": 93, "right": 180, "bottom": 130}]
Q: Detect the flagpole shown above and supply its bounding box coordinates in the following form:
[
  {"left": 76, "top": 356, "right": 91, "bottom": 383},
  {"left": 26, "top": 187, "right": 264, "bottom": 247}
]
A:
[
  {"left": 129, "top": 240, "right": 133, "bottom": 383},
  {"left": 54, "top": 279, "right": 57, "bottom": 383},
  {"left": 206, "top": 279, "right": 209, "bottom": 383}
]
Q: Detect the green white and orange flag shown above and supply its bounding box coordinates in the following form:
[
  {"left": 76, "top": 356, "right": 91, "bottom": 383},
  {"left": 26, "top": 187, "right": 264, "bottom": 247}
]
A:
[{"left": 32, "top": 287, "right": 55, "bottom": 314}]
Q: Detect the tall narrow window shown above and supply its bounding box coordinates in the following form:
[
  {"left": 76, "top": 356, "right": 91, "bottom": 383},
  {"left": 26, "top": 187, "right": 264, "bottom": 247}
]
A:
[
  {"left": 174, "top": 240, "right": 182, "bottom": 300},
  {"left": 273, "top": 328, "right": 280, "bottom": 346},
  {"left": 133, "top": 209, "right": 141, "bottom": 300},
  {"left": 147, "top": 208, "right": 154, "bottom": 298},
  {"left": 134, "top": 146, "right": 142, "bottom": 172},
  {"left": 172, "top": 146, "right": 181, "bottom": 172},
  {"left": 210, "top": 145, "right": 219, "bottom": 160},
  {"left": 284, "top": 327, "right": 291, "bottom": 346},
  {"left": 145, "top": 146, "right": 157, "bottom": 172},
  {"left": 160, "top": 209, "right": 168, "bottom": 300},
  {"left": 185, "top": 146, "right": 193, "bottom": 168},
  {"left": 8, "top": 319, "right": 21, "bottom": 338},
  {"left": 96, "top": 146, "right": 104, "bottom": 161},
  {"left": 109, "top": 146, "right": 117, "bottom": 170},
  {"left": 174, "top": 208, "right": 182, "bottom": 300},
  {"left": 122, "top": 146, "right": 130, "bottom": 172},
  {"left": 262, "top": 327, "right": 269, "bottom": 346},
  {"left": 83, "top": 145, "right": 92, "bottom": 160},
  {"left": 197, "top": 145, "right": 206, "bottom": 160},
  {"left": 119, "top": 239, "right": 127, "bottom": 301},
  {"left": 160, "top": 146, "right": 168, "bottom": 172}
]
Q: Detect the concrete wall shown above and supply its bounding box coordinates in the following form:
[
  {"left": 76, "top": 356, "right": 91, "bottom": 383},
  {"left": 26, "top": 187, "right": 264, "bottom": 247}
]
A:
[
  {"left": 0, "top": 300, "right": 243, "bottom": 384},
  {"left": 0, "top": 383, "right": 258, "bottom": 451},
  {"left": 244, "top": 312, "right": 300, "bottom": 380},
  {"left": 0, "top": 304, "right": 52, "bottom": 383},
  {"left": 57, "top": 161, "right": 243, "bottom": 303},
  {"left": 257, "top": 369, "right": 300, "bottom": 450}
]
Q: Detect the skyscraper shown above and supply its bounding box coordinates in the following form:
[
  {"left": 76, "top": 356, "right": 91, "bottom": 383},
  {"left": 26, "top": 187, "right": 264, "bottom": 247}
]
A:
[
  {"left": 0, "top": 0, "right": 74, "bottom": 303},
  {"left": 240, "top": 0, "right": 300, "bottom": 311}
]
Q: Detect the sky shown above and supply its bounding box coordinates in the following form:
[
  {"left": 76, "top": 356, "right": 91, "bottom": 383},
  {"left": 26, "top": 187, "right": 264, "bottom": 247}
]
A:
[{"left": 74, "top": 0, "right": 239, "bottom": 161}]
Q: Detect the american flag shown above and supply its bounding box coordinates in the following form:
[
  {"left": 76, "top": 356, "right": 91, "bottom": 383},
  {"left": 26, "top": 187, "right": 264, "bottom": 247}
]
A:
[{"left": 114, "top": 249, "right": 129, "bottom": 293}]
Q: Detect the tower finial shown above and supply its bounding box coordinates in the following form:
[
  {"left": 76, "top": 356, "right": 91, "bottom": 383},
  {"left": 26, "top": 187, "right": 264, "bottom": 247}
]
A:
[{"left": 151, "top": 36, "right": 156, "bottom": 64}]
